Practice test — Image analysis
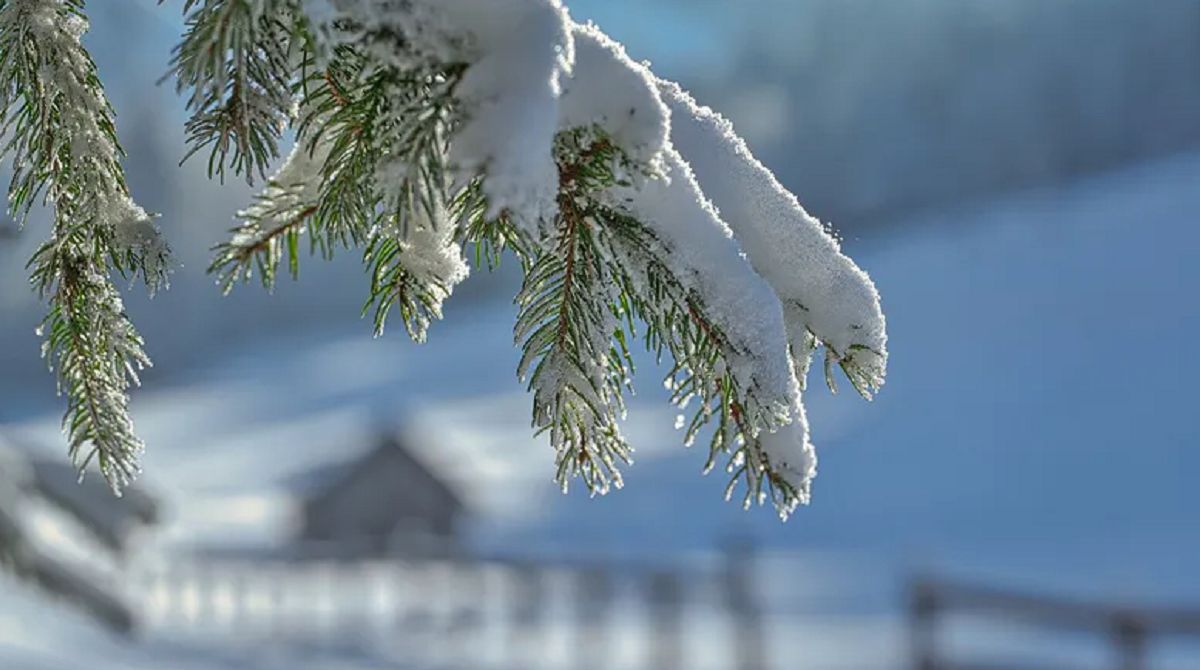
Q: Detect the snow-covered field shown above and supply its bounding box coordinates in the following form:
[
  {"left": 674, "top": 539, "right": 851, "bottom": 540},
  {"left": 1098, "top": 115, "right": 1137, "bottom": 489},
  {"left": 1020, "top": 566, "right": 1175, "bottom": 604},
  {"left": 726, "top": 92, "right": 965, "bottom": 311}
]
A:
[{"left": 4, "top": 147, "right": 1199, "bottom": 668}]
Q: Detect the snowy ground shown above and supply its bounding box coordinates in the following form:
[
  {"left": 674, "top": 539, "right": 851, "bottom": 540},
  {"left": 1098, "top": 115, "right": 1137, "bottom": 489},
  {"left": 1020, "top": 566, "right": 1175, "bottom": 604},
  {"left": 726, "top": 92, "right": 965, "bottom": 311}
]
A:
[{"left": 4, "top": 151, "right": 1200, "bottom": 668}]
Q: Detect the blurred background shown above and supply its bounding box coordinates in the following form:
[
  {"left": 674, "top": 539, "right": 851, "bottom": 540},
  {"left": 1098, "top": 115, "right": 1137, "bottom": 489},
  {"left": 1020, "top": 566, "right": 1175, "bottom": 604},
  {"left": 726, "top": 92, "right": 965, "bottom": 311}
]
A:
[{"left": 2, "top": 1, "right": 1199, "bottom": 668}]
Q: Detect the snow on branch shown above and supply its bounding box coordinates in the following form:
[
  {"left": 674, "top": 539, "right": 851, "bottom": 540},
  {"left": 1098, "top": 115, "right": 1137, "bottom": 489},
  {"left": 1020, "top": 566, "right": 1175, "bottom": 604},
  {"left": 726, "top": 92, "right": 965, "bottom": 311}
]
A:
[
  {"left": 658, "top": 81, "right": 888, "bottom": 398},
  {"left": 3, "top": 0, "right": 887, "bottom": 518}
]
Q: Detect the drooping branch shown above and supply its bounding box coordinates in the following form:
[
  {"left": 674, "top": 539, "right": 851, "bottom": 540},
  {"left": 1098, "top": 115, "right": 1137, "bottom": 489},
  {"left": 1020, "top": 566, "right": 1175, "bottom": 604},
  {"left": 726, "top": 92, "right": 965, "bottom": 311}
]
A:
[
  {"left": 515, "top": 134, "right": 634, "bottom": 495},
  {"left": 1, "top": 0, "right": 163, "bottom": 491}
]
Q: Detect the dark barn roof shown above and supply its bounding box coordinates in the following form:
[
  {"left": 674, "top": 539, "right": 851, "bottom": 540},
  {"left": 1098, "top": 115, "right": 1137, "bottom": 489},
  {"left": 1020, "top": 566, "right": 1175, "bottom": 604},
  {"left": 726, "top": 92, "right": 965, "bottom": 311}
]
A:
[{"left": 297, "top": 432, "right": 466, "bottom": 558}]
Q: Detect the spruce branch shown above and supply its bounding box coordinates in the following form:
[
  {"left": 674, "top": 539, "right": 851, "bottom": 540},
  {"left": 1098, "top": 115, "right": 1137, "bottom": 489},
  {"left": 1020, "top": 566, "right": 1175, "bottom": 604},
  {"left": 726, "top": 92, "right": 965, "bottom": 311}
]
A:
[
  {"left": 296, "top": 51, "right": 386, "bottom": 253},
  {"left": 456, "top": 181, "right": 528, "bottom": 269},
  {"left": 30, "top": 250, "right": 149, "bottom": 490},
  {"left": 208, "top": 185, "right": 318, "bottom": 292},
  {"left": 170, "top": 0, "right": 302, "bottom": 183},
  {"left": 212, "top": 45, "right": 466, "bottom": 309},
  {"left": 515, "top": 134, "right": 635, "bottom": 495},
  {"left": 600, "top": 207, "right": 804, "bottom": 512},
  {"left": 207, "top": 53, "right": 371, "bottom": 291},
  {"left": 0, "top": 0, "right": 163, "bottom": 492},
  {"left": 0, "top": 2, "right": 883, "bottom": 518},
  {"left": 526, "top": 129, "right": 801, "bottom": 511},
  {"left": 362, "top": 208, "right": 467, "bottom": 342},
  {"left": 508, "top": 127, "right": 807, "bottom": 510}
]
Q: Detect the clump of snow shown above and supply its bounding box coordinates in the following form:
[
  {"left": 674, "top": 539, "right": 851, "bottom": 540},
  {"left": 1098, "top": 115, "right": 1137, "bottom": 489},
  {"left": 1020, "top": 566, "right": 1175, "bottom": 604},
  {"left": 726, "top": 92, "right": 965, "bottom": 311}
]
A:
[
  {"left": 758, "top": 410, "right": 817, "bottom": 515},
  {"left": 557, "top": 22, "right": 668, "bottom": 172},
  {"left": 604, "top": 147, "right": 800, "bottom": 427},
  {"left": 108, "top": 199, "right": 170, "bottom": 291},
  {"left": 658, "top": 81, "right": 887, "bottom": 392},
  {"left": 385, "top": 204, "right": 471, "bottom": 342},
  {"left": 426, "top": 0, "right": 574, "bottom": 231},
  {"left": 301, "top": 0, "right": 573, "bottom": 231}
]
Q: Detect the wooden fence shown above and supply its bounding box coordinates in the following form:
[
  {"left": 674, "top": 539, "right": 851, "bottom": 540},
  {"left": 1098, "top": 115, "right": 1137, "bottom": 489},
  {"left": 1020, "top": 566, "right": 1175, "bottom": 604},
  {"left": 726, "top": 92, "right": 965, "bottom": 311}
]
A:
[
  {"left": 125, "top": 546, "right": 771, "bottom": 670},
  {"left": 910, "top": 577, "right": 1200, "bottom": 670}
]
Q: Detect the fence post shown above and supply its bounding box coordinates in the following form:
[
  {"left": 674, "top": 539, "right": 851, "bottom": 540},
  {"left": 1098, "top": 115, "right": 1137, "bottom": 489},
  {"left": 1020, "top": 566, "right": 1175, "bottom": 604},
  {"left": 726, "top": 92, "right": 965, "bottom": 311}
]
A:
[
  {"left": 508, "top": 562, "right": 548, "bottom": 670},
  {"left": 446, "top": 559, "right": 486, "bottom": 670},
  {"left": 723, "top": 538, "right": 768, "bottom": 670},
  {"left": 151, "top": 563, "right": 174, "bottom": 630},
  {"left": 576, "top": 566, "right": 613, "bottom": 670},
  {"left": 266, "top": 563, "right": 288, "bottom": 643},
  {"left": 1113, "top": 614, "right": 1147, "bottom": 670},
  {"left": 648, "top": 570, "right": 684, "bottom": 670},
  {"left": 910, "top": 580, "right": 938, "bottom": 670},
  {"left": 394, "top": 560, "right": 437, "bottom": 664}
]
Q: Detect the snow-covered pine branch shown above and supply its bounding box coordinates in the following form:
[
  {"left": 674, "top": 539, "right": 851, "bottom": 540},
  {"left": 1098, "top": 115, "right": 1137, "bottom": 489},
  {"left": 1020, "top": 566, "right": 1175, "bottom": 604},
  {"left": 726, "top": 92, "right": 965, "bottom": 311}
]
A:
[
  {"left": 0, "top": 0, "right": 168, "bottom": 492},
  {"left": 1, "top": 0, "right": 887, "bottom": 518}
]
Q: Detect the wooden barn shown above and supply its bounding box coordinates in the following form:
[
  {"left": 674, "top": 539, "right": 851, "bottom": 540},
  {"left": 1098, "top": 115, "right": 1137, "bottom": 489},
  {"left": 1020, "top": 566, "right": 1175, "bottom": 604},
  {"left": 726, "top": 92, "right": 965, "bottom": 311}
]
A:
[{"left": 295, "top": 431, "right": 467, "bottom": 559}]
